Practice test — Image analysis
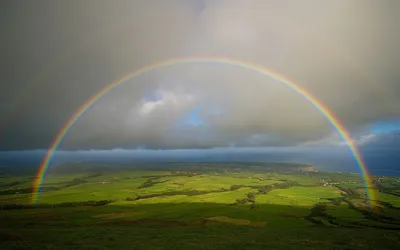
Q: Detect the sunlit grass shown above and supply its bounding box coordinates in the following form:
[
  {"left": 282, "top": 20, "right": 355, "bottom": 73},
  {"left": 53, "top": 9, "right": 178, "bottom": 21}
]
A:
[{"left": 256, "top": 186, "right": 342, "bottom": 207}]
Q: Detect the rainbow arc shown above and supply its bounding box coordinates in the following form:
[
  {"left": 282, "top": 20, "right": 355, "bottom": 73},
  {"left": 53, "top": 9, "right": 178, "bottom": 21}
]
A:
[{"left": 31, "top": 56, "right": 376, "bottom": 204}]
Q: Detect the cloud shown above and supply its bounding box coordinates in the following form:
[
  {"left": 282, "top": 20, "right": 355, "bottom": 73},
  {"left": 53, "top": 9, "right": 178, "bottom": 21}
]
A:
[
  {"left": 136, "top": 90, "right": 194, "bottom": 116},
  {"left": 1, "top": 0, "right": 400, "bottom": 150}
]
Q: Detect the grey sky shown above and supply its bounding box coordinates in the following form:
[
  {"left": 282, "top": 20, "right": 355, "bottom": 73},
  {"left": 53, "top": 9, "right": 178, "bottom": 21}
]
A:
[{"left": 1, "top": 0, "right": 399, "bottom": 150}]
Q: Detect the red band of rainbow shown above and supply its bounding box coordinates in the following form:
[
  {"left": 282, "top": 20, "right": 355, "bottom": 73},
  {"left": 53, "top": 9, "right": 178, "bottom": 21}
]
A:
[{"left": 31, "top": 57, "right": 376, "bottom": 204}]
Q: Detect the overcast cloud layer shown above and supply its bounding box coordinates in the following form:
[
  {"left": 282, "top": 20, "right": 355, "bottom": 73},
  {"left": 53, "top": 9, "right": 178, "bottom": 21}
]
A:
[{"left": 1, "top": 0, "right": 400, "bottom": 150}]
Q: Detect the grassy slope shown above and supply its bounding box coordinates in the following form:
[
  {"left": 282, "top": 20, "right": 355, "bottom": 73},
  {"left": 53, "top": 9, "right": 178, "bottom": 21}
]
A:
[{"left": 1, "top": 167, "right": 400, "bottom": 249}]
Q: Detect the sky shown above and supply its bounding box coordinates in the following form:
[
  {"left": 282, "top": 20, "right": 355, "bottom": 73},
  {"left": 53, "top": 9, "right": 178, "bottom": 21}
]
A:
[
  {"left": 1, "top": 0, "right": 400, "bottom": 153},
  {"left": 369, "top": 118, "right": 400, "bottom": 134}
]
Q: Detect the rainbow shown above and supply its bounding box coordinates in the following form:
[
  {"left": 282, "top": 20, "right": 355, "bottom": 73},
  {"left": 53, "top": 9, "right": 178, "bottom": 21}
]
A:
[{"left": 31, "top": 56, "right": 376, "bottom": 204}]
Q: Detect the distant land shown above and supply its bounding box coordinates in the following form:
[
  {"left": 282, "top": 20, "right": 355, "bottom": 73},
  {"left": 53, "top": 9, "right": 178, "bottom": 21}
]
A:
[{"left": 0, "top": 148, "right": 398, "bottom": 176}]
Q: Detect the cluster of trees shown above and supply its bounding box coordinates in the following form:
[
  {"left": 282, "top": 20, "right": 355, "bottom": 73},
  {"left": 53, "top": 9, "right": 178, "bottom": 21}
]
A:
[
  {"left": 0, "top": 199, "right": 114, "bottom": 210},
  {"left": 232, "top": 181, "right": 300, "bottom": 208},
  {"left": 169, "top": 171, "right": 198, "bottom": 177},
  {"left": 64, "top": 178, "right": 87, "bottom": 188},
  {"left": 126, "top": 188, "right": 229, "bottom": 201},
  {"left": 378, "top": 185, "right": 400, "bottom": 198},
  {"left": 37, "top": 186, "right": 61, "bottom": 192},
  {"left": 0, "top": 181, "right": 22, "bottom": 188},
  {"left": 57, "top": 200, "right": 113, "bottom": 207},
  {"left": 1, "top": 203, "right": 40, "bottom": 210},
  {"left": 255, "top": 185, "right": 273, "bottom": 194},
  {"left": 138, "top": 177, "right": 168, "bottom": 189},
  {"left": 142, "top": 172, "right": 198, "bottom": 180},
  {"left": 331, "top": 198, "right": 344, "bottom": 206},
  {"left": 0, "top": 188, "right": 33, "bottom": 195},
  {"left": 0, "top": 179, "right": 91, "bottom": 196},
  {"left": 337, "top": 187, "right": 359, "bottom": 198},
  {"left": 304, "top": 202, "right": 366, "bottom": 227},
  {"left": 252, "top": 181, "right": 298, "bottom": 194},
  {"left": 308, "top": 204, "right": 330, "bottom": 218},
  {"left": 230, "top": 185, "right": 244, "bottom": 191},
  {"left": 131, "top": 181, "right": 300, "bottom": 205},
  {"left": 231, "top": 181, "right": 298, "bottom": 196},
  {"left": 304, "top": 203, "right": 337, "bottom": 225},
  {"left": 86, "top": 173, "right": 103, "bottom": 179},
  {"left": 234, "top": 198, "right": 248, "bottom": 205},
  {"left": 378, "top": 200, "right": 399, "bottom": 210},
  {"left": 271, "top": 181, "right": 298, "bottom": 189},
  {"left": 234, "top": 192, "right": 257, "bottom": 208},
  {"left": 41, "top": 178, "right": 91, "bottom": 192},
  {"left": 305, "top": 190, "right": 400, "bottom": 228},
  {"left": 138, "top": 172, "right": 200, "bottom": 189}
]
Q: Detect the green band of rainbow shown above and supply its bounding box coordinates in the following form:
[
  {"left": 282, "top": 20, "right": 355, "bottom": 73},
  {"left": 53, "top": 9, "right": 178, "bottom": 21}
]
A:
[{"left": 31, "top": 56, "right": 376, "bottom": 204}]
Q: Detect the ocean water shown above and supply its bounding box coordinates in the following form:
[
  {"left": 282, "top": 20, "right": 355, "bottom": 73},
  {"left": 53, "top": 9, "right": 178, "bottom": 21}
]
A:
[{"left": 0, "top": 148, "right": 399, "bottom": 176}]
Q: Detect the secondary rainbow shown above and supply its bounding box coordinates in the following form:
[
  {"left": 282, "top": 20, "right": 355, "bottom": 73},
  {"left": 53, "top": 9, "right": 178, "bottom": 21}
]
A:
[{"left": 31, "top": 56, "right": 377, "bottom": 204}]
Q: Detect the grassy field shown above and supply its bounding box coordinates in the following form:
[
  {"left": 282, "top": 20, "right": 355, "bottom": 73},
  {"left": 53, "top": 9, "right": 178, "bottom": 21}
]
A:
[{"left": 0, "top": 163, "right": 399, "bottom": 249}]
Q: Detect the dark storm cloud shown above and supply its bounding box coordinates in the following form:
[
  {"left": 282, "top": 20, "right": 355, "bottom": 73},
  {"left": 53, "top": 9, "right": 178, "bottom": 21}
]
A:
[{"left": 1, "top": 0, "right": 400, "bottom": 150}]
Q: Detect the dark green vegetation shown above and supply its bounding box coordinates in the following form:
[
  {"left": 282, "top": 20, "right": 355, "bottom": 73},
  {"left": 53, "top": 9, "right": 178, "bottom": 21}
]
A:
[{"left": 1, "top": 162, "right": 400, "bottom": 249}]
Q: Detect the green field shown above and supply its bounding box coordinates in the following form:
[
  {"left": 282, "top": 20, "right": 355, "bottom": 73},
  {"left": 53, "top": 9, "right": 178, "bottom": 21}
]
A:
[{"left": 0, "top": 162, "right": 399, "bottom": 249}]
